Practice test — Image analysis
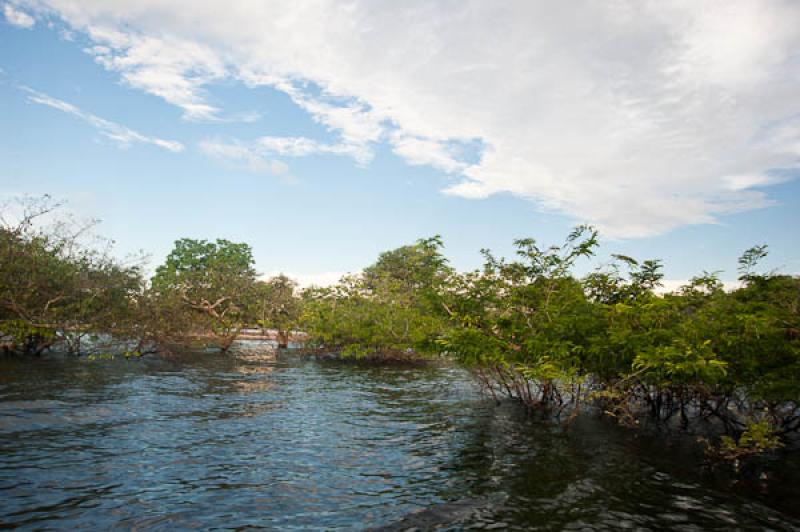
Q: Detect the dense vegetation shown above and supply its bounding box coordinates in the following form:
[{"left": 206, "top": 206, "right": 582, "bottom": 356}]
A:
[
  {"left": 301, "top": 236, "right": 452, "bottom": 358},
  {"left": 300, "top": 226, "right": 799, "bottom": 458},
  {"left": 0, "top": 196, "right": 298, "bottom": 356},
  {"left": 1, "top": 196, "right": 798, "bottom": 458}
]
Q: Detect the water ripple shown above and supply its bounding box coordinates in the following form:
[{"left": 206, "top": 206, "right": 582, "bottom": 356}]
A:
[{"left": 1, "top": 352, "right": 799, "bottom": 530}]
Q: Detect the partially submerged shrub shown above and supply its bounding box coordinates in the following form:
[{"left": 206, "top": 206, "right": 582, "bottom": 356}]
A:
[{"left": 703, "top": 419, "right": 784, "bottom": 462}]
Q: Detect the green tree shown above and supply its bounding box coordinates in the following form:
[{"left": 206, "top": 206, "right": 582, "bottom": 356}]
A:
[
  {"left": 0, "top": 195, "right": 144, "bottom": 356},
  {"left": 441, "top": 226, "right": 601, "bottom": 412},
  {"left": 251, "top": 274, "right": 301, "bottom": 348},
  {"left": 301, "top": 236, "right": 453, "bottom": 359},
  {"left": 152, "top": 238, "right": 257, "bottom": 352}
]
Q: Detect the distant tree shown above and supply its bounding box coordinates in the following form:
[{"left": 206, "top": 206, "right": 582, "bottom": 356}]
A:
[
  {"left": 301, "top": 236, "right": 453, "bottom": 359},
  {"left": 251, "top": 274, "right": 301, "bottom": 348},
  {"left": 152, "top": 238, "right": 257, "bottom": 352}
]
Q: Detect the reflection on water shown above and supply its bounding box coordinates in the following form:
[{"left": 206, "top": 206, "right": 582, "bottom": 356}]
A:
[{"left": 1, "top": 348, "right": 799, "bottom": 530}]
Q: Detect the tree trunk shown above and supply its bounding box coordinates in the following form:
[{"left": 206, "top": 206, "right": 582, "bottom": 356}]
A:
[{"left": 277, "top": 329, "right": 289, "bottom": 349}]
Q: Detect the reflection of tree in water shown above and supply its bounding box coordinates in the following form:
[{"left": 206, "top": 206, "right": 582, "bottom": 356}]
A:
[
  {"left": 386, "top": 398, "right": 721, "bottom": 529},
  {"left": 227, "top": 346, "right": 278, "bottom": 394},
  {"left": 231, "top": 364, "right": 276, "bottom": 394},
  {"left": 174, "top": 347, "right": 282, "bottom": 418},
  {"left": 440, "top": 403, "right": 583, "bottom": 504},
  {"left": 383, "top": 405, "right": 687, "bottom": 529},
  {"left": 413, "top": 406, "right": 800, "bottom": 530}
]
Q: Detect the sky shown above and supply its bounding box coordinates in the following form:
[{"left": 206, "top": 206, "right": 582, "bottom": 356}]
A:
[{"left": 1, "top": 0, "right": 798, "bottom": 287}]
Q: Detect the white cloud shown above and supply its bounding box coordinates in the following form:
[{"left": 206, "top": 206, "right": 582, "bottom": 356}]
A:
[
  {"left": 199, "top": 139, "right": 289, "bottom": 177},
  {"left": 257, "top": 137, "right": 320, "bottom": 157},
  {"left": 87, "top": 30, "right": 225, "bottom": 121},
  {"left": 391, "top": 134, "right": 466, "bottom": 174},
  {"left": 19, "top": 0, "right": 800, "bottom": 237},
  {"left": 200, "top": 133, "right": 378, "bottom": 175},
  {"left": 256, "top": 135, "right": 371, "bottom": 164},
  {"left": 23, "top": 86, "right": 184, "bottom": 152},
  {"left": 274, "top": 84, "right": 382, "bottom": 164},
  {"left": 3, "top": 4, "right": 34, "bottom": 28},
  {"left": 722, "top": 173, "right": 786, "bottom": 192}
]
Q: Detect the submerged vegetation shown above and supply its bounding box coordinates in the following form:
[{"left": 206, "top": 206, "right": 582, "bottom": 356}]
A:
[
  {"left": 0, "top": 196, "right": 298, "bottom": 357},
  {"left": 1, "top": 196, "right": 798, "bottom": 460},
  {"left": 302, "top": 225, "right": 799, "bottom": 458}
]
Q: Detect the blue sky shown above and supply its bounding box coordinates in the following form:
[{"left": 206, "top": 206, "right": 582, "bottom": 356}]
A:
[{"left": 1, "top": 1, "right": 798, "bottom": 287}]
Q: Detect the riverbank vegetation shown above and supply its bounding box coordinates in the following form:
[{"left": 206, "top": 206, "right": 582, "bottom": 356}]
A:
[
  {"left": 1, "top": 196, "right": 798, "bottom": 458},
  {"left": 300, "top": 226, "right": 799, "bottom": 458},
  {"left": 0, "top": 196, "right": 298, "bottom": 356}
]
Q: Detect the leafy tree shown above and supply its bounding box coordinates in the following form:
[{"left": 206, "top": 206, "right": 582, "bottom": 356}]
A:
[
  {"left": 441, "top": 225, "right": 601, "bottom": 412},
  {"left": 0, "top": 196, "right": 143, "bottom": 356},
  {"left": 250, "top": 274, "right": 301, "bottom": 347},
  {"left": 151, "top": 238, "right": 257, "bottom": 352},
  {"left": 4, "top": 195, "right": 799, "bottom": 462},
  {"left": 301, "top": 236, "right": 453, "bottom": 359},
  {"left": 738, "top": 244, "right": 770, "bottom": 282}
]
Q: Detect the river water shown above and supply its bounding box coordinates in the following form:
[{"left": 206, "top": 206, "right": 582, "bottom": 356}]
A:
[{"left": 1, "top": 346, "right": 799, "bottom": 530}]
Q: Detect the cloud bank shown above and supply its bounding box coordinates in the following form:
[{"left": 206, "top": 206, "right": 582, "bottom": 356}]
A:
[{"left": 12, "top": 0, "right": 800, "bottom": 236}]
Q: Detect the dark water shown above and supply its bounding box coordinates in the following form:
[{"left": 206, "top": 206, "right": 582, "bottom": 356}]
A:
[{"left": 1, "top": 347, "right": 799, "bottom": 531}]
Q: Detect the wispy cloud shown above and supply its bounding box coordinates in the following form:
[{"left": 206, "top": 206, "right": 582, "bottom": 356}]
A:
[
  {"left": 199, "top": 139, "right": 289, "bottom": 177},
  {"left": 257, "top": 135, "right": 371, "bottom": 165},
  {"left": 199, "top": 133, "right": 377, "bottom": 176},
  {"left": 3, "top": 4, "right": 34, "bottom": 29},
  {"left": 19, "top": 0, "right": 800, "bottom": 237},
  {"left": 83, "top": 30, "right": 225, "bottom": 121},
  {"left": 23, "top": 87, "right": 184, "bottom": 152}
]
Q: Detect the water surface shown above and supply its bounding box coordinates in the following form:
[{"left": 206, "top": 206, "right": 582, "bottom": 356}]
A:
[{"left": 1, "top": 347, "right": 798, "bottom": 530}]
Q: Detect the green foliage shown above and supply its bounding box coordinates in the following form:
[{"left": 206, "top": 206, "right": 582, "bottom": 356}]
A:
[
  {"left": 437, "top": 230, "right": 798, "bottom": 458},
  {"left": 152, "top": 238, "right": 256, "bottom": 309},
  {"left": 0, "top": 196, "right": 144, "bottom": 356},
  {"left": 441, "top": 225, "right": 600, "bottom": 408},
  {"left": 713, "top": 419, "right": 784, "bottom": 460},
  {"left": 3, "top": 196, "right": 798, "bottom": 462},
  {"left": 631, "top": 340, "right": 728, "bottom": 385},
  {"left": 250, "top": 274, "right": 302, "bottom": 347},
  {"left": 301, "top": 236, "right": 452, "bottom": 359},
  {"left": 0, "top": 197, "right": 303, "bottom": 356},
  {"left": 151, "top": 238, "right": 258, "bottom": 351},
  {"left": 302, "top": 226, "right": 800, "bottom": 458},
  {"left": 738, "top": 244, "right": 769, "bottom": 282}
]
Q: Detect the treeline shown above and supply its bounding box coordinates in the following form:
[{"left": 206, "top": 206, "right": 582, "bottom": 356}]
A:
[
  {"left": 302, "top": 226, "right": 800, "bottom": 459},
  {"left": 2, "top": 196, "right": 798, "bottom": 458},
  {"left": 0, "top": 196, "right": 299, "bottom": 357}
]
